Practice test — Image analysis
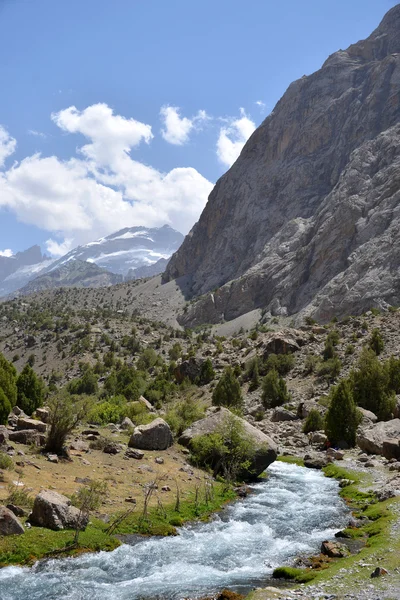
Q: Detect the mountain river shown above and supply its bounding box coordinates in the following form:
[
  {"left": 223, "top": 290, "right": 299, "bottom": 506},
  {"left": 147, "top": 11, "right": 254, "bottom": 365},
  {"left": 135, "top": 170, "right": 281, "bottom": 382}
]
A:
[{"left": 0, "top": 461, "right": 348, "bottom": 600}]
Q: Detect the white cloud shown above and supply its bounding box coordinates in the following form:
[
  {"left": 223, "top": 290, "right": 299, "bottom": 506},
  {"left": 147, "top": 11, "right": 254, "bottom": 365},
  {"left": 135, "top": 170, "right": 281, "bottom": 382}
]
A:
[
  {"left": 216, "top": 108, "right": 256, "bottom": 167},
  {"left": 28, "top": 130, "right": 47, "bottom": 138},
  {"left": 0, "top": 126, "right": 16, "bottom": 167},
  {"left": 255, "top": 100, "right": 266, "bottom": 113},
  {"left": 160, "top": 106, "right": 208, "bottom": 145},
  {"left": 0, "top": 249, "right": 13, "bottom": 257},
  {"left": 0, "top": 104, "right": 213, "bottom": 256}
]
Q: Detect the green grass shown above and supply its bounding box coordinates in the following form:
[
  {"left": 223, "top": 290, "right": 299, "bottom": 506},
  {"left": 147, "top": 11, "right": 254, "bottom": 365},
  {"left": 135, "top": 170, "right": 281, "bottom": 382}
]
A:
[
  {"left": 0, "top": 482, "right": 235, "bottom": 565},
  {"left": 277, "top": 455, "right": 304, "bottom": 467},
  {"left": 272, "top": 566, "right": 316, "bottom": 583}
]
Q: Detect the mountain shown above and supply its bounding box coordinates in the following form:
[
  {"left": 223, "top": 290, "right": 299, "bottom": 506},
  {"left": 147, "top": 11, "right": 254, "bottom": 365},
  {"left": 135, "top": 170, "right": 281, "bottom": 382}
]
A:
[
  {"left": 17, "top": 260, "right": 122, "bottom": 295},
  {"left": 164, "top": 5, "right": 400, "bottom": 326},
  {"left": 55, "top": 225, "right": 184, "bottom": 276},
  {"left": 126, "top": 257, "right": 170, "bottom": 281},
  {"left": 0, "top": 246, "right": 52, "bottom": 297}
]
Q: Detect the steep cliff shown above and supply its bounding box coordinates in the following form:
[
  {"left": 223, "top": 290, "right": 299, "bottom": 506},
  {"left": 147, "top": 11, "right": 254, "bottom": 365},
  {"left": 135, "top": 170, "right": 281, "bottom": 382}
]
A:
[{"left": 163, "top": 5, "right": 400, "bottom": 325}]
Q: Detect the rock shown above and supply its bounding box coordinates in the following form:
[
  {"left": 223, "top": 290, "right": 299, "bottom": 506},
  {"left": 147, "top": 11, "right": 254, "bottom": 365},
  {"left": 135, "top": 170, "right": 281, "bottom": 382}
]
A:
[
  {"left": 179, "top": 406, "right": 277, "bottom": 481},
  {"left": 82, "top": 429, "right": 100, "bottom": 436},
  {"left": 297, "top": 400, "right": 321, "bottom": 419},
  {"left": 326, "top": 448, "right": 344, "bottom": 460},
  {"left": 35, "top": 407, "right": 50, "bottom": 423},
  {"left": 271, "top": 408, "right": 297, "bottom": 422},
  {"left": 161, "top": 486, "right": 171, "bottom": 492},
  {"left": 120, "top": 417, "right": 134, "bottom": 430},
  {"left": 358, "top": 407, "right": 378, "bottom": 425},
  {"left": 138, "top": 396, "right": 156, "bottom": 412},
  {"left": 70, "top": 440, "right": 89, "bottom": 453},
  {"left": 262, "top": 331, "right": 305, "bottom": 356},
  {"left": 163, "top": 6, "right": 400, "bottom": 326},
  {"left": 29, "top": 490, "right": 88, "bottom": 531},
  {"left": 107, "top": 423, "right": 119, "bottom": 432},
  {"left": 6, "top": 504, "right": 26, "bottom": 517},
  {"left": 125, "top": 497, "right": 137, "bottom": 504},
  {"left": 124, "top": 448, "right": 145, "bottom": 460},
  {"left": 174, "top": 357, "right": 203, "bottom": 384},
  {"left": 12, "top": 406, "right": 25, "bottom": 417},
  {"left": 0, "top": 506, "right": 24, "bottom": 536},
  {"left": 321, "top": 540, "right": 350, "bottom": 558},
  {"left": 103, "top": 442, "right": 121, "bottom": 455},
  {"left": 357, "top": 419, "right": 400, "bottom": 460},
  {"left": 0, "top": 425, "right": 9, "bottom": 444},
  {"left": 16, "top": 417, "right": 46, "bottom": 433},
  {"left": 129, "top": 418, "right": 173, "bottom": 451},
  {"left": 47, "top": 454, "right": 59, "bottom": 463},
  {"left": 371, "top": 567, "right": 388, "bottom": 578},
  {"left": 304, "top": 453, "right": 328, "bottom": 469},
  {"left": 308, "top": 431, "right": 328, "bottom": 446},
  {"left": 155, "top": 457, "right": 164, "bottom": 464},
  {"left": 394, "top": 399, "right": 400, "bottom": 419},
  {"left": 86, "top": 434, "right": 99, "bottom": 441},
  {"left": 9, "top": 429, "right": 46, "bottom": 446}
]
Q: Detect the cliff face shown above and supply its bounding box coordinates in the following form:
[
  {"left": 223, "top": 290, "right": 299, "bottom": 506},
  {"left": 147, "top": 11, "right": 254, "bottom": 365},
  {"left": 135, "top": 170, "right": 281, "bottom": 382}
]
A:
[{"left": 163, "top": 5, "right": 400, "bottom": 325}]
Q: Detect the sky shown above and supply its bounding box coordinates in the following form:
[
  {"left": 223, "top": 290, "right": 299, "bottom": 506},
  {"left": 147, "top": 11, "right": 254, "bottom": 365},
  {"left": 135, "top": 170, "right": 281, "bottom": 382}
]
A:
[{"left": 0, "top": 0, "right": 397, "bottom": 258}]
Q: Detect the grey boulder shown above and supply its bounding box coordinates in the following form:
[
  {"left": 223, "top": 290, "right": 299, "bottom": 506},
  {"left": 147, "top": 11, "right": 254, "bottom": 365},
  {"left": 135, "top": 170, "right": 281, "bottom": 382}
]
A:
[
  {"left": 357, "top": 419, "right": 400, "bottom": 460},
  {"left": 29, "top": 490, "right": 88, "bottom": 531},
  {"left": 129, "top": 418, "right": 173, "bottom": 451},
  {"left": 0, "top": 506, "right": 24, "bottom": 536}
]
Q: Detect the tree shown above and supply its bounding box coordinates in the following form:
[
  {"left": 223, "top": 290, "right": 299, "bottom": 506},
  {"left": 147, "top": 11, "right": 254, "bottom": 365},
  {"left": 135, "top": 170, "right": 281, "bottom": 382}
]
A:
[
  {"left": 302, "top": 409, "right": 324, "bottom": 434},
  {"left": 369, "top": 328, "right": 384, "bottom": 355},
  {"left": 0, "top": 353, "right": 17, "bottom": 408},
  {"left": 325, "top": 380, "right": 361, "bottom": 447},
  {"left": 0, "top": 388, "right": 11, "bottom": 426},
  {"left": 212, "top": 367, "right": 243, "bottom": 409},
  {"left": 68, "top": 366, "right": 98, "bottom": 396},
  {"left": 350, "top": 348, "right": 395, "bottom": 420},
  {"left": 199, "top": 358, "right": 215, "bottom": 385},
  {"left": 46, "top": 392, "right": 89, "bottom": 455},
  {"left": 16, "top": 365, "right": 45, "bottom": 415},
  {"left": 262, "top": 369, "right": 290, "bottom": 408}
]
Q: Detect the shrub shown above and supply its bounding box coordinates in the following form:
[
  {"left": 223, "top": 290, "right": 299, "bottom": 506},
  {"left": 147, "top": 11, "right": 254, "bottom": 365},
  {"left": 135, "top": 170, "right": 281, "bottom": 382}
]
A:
[
  {"left": 0, "top": 353, "right": 17, "bottom": 408},
  {"left": 212, "top": 367, "right": 243, "bottom": 410},
  {"left": 168, "top": 343, "right": 182, "bottom": 361},
  {"left": 16, "top": 365, "right": 45, "bottom": 415},
  {"left": 325, "top": 380, "right": 361, "bottom": 447},
  {"left": 322, "top": 340, "right": 336, "bottom": 361},
  {"left": 350, "top": 348, "right": 395, "bottom": 420},
  {"left": 0, "top": 451, "right": 13, "bottom": 470},
  {"left": 262, "top": 369, "right": 290, "bottom": 408},
  {"left": 264, "top": 353, "right": 295, "bottom": 376},
  {"left": 88, "top": 399, "right": 126, "bottom": 425},
  {"left": 46, "top": 392, "right": 90, "bottom": 454},
  {"left": 345, "top": 344, "right": 355, "bottom": 355},
  {"left": 0, "top": 387, "right": 11, "bottom": 426},
  {"left": 317, "top": 357, "right": 342, "bottom": 381},
  {"left": 68, "top": 367, "right": 98, "bottom": 396},
  {"left": 369, "top": 328, "right": 384, "bottom": 355},
  {"left": 190, "top": 414, "right": 255, "bottom": 482},
  {"left": 198, "top": 358, "right": 215, "bottom": 385},
  {"left": 165, "top": 397, "right": 205, "bottom": 436},
  {"left": 125, "top": 401, "right": 155, "bottom": 426},
  {"left": 304, "top": 353, "right": 320, "bottom": 375},
  {"left": 302, "top": 409, "right": 324, "bottom": 434},
  {"left": 386, "top": 356, "right": 400, "bottom": 394}
]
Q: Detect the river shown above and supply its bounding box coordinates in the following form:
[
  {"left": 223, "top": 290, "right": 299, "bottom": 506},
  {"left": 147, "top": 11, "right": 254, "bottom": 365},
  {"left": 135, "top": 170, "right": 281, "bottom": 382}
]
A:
[{"left": 0, "top": 461, "right": 348, "bottom": 600}]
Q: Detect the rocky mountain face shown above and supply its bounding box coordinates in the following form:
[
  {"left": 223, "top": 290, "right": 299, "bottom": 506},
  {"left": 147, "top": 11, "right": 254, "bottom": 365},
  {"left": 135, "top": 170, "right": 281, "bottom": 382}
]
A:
[
  {"left": 164, "top": 5, "right": 400, "bottom": 326},
  {"left": 57, "top": 225, "right": 183, "bottom": 277},
  {"left": 17, "top": 260, "right": 122, "bottom": 295}
]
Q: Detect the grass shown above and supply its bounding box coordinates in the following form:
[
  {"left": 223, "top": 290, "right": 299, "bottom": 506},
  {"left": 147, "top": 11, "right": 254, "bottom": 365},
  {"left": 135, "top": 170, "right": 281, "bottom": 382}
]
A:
[
  {"left": 276, "top": 455, "right": 304, "bottom": 467},
  {"left": 272, "top": 566, "right": 316, "bottom": 583},
  {"left": 0, "top": 481, "right": 235, "bottom": 565}
]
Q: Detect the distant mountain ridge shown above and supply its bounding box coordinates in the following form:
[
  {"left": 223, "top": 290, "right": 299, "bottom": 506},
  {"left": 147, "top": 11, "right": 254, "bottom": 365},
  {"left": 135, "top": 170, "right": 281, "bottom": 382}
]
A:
[{"left": 0, "top": 225, "right": 183, "bottom": 297}]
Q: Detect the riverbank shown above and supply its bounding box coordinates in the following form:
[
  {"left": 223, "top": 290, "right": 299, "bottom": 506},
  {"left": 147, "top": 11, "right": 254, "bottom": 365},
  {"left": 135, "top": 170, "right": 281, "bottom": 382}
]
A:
[{"left": 250, "top": 454, "right": 400, "bottom": 599}]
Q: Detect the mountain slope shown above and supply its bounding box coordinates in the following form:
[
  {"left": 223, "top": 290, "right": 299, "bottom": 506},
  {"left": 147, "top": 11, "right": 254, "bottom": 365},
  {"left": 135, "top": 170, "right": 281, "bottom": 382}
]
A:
[
  {"left": 0, "top": 246, "right": 51, "bottom": 297},
  {"left": 164, "top": 5, "right": 400, "bottom": 325}
]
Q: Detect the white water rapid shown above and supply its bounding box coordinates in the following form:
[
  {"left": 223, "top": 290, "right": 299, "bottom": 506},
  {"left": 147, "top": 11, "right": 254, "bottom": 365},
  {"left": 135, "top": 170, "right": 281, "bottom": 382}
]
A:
[{"left": 0, "top": 461, "right": 348, "bottom": 600}]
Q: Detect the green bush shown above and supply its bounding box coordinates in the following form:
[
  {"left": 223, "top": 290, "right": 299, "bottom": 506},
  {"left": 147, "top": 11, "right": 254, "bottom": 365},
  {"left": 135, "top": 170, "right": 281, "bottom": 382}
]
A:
[
  {"left": 190, "top": 414, "right": 255, "bottom": 482},
  {"left": 88, "top": 398, "right": 126, "bottom": 425},
  {"left": 0, "top": 451, "right": 13, "bottom": 470},
  {"left": 350, "top": 348, "right": 395, "bottom": 420},
  {"left": 198, "top": 358, "right": 215, "bottom": 385},
  {"left": 369, "top": 328, "right": 384, "bottom": 355},
  {"left": 16, "top": 365, "right": 45, "bottom": 415},
  {"left": 68, "top": 367, "right": 98, "bottom": 396},
  {"left": 386, "top": 356, "right": 400, "bottom": 394},
  {"left": 264, "top": 353, "right": 294, "bottom": 376},
  {"left": 262, "top": 369, "right": 290, "bottom": 408},
  {"left": 325, "top": 380, "right": 361, "bottom": 447},
  {"left": 0, "top": 353, "right": 17, "bottom": 408},
  {"left": 317, "top": 357, "right": 342, "bottom": 381},
  {"left": 304, "top": 353, "right": 320, "bottom": 374},
  {"left": 302, "top": 409, "right": 324, "bottom": 434},
  {"left": 212, "top": 367, "right": 243, "bottom": 410},
  {"left": 165, "top": 397, "right": 204, "bottom": 436},
  {"left": 0, "top": 388, "right": 11, "bottom": 425}
]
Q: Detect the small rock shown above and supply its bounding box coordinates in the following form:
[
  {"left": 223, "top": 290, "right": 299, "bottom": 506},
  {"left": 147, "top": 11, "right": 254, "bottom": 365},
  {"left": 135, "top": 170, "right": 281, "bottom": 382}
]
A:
[
  {"left": 120, "top": 417, "right": 134, "bottom": 430},
  {"left": 371, "top": 566, "right": 388, "bottom": 578},
  {"left": 321, "top": 540, "right": 350, "bottom": 558},
  {"left": 155, "top": 457, "right": 164, "bottom": 464},
  {"left": 6, "top": 504, "right": 26, "bottom": 517},
  {"left": 0, "top": 505, "right": 24, "bottom": 536},
  {"left": 103, "top": 442, "right": 121, "bottom": 455},
  {"left": 47, "top": 454, "right": 59, "bottom": 464},
  {"left": 124, "top": 497, "right": 137, "bottom": 504},
  {"left": 124, "top": 448, "right": 144, "bottom": 460},
  {"left": 161, "top": 486, "right": 171, "bottom": 492}
]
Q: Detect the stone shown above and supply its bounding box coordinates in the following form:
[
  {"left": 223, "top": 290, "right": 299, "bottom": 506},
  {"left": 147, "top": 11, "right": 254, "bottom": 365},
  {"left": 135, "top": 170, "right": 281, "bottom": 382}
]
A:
[
  {"left": 29, "top": 490, "right": 88, "bottom": 531},
  {"left": 179, "top": 406, "right": 277, "bottom": 481},
  {"left": 357, "top": 419, "right": 400, "bottom": 460},
  {"left": 107, "top": 423, "right": 119, "bottom": 432},
  {"left": 47, "top": 454, "right": 59, "bottom": 463},
  {"left": 125, "top": 497, "right": 137, "bottom": 504},
  {"left": 308, "top": 431, "right": 328, "bottom": 446},
  {"left": 358, "top": 407, "right": 378, "bottom": 425},
  {"left": 35, "top": 407, "right": 50, "bottom": 423},
  {"left": 155, "top": 457, "right": 164, "bottom": 464},
  {"left": 163, "top": 6, "right": 400, "bottom": 326},
  {"left": 326, "top": 448, "right": 344, "bottom": 460},
  {"left": 304, "top": 454, "right": 328, "bottom": 469},
  {"left": 138, "top": 396, "right": 156, "bottom": 412},
  {"left": 120, "top": 417, "right": 134, "bottom": 430},
  {"left": 262, "top": 331, "right": 306, "bottom": 356},
  {"left": 0, "top": 425, "right": 9, "bottom": 444},
  {"left": 6, "top": 504, "right": 26, "bottom": 517},
  {"left": 16, "top": 417, "right": 46, "bottom": 433},
  {"left": 371, "top": 567, "right": 388, "bottom": 578},
  {"left": 103, "top": 442, "right": 121, "bottom": 455},
  {"left": 70, "top": 440, "right": 89, "bottom": 453},
  {"left": 321, "top": 540, "right": 350, "bottom": 558},
  {"left": 124, "top": 448, "right": 145, "bottom": 460},
  {"left": 161, "top": 486, "right": 171, "bottom": 492},
  {"left": 0, "top": 505, "right": 24, "bottom": 536},
  {"left": 174, "top": 357, "right": 203, "bottom": 384},
  {"left": 9, "top": 429, "right": 46, "bottom": 446},
  {"left": 129, "top": 418, "right": 173, "bottom": 451},
  {"left": 271, "top": 407, "right": 297, "bottom": 422}
]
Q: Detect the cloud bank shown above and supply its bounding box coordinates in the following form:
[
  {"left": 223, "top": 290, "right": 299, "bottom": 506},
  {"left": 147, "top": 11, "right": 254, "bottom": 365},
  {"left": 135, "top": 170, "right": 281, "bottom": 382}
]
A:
[{"left": 216, "top": 108, "right": 256, "bottom": 167}]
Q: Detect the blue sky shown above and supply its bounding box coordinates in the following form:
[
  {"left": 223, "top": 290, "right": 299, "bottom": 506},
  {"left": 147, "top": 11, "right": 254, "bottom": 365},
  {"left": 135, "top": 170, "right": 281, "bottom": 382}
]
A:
[{"left": 0, "top": 0, "right": 397, "bottom": 257}]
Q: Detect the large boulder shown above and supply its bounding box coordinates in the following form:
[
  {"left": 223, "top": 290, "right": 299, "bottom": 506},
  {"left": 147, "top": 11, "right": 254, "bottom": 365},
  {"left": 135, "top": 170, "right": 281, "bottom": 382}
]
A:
[
  {"left": 9, "top": 429, "right": 46, "bottom": 446},
  {"left": 357, "top": 419, "right": 400, "bottom": 460},
  {"left": 17, "top": 417, "right": 46, "bottom": 433},
  {"left": 174, "top": 358, "right": 203, "bottom": 384},
  {"left": 29, "top": 490, "right": 89, "bottom": 531},
  {"left": 358, "top": 407, "right": 378, "bottom": 426},
  {"left": 271, "top": 407, "right": 297, "bottom": 422},
  {"left": 35, "top": 407, "right": 50, "bottom": 423},
  {"left": 261, "top": 331, "right": 306, "bottom": 357},
  {"left": 179, "top": 407, "right": 277, "bottom": 480},
  {"left": 0, "top": 506, "right": 24, "bottom": 536},
  {"left": 0, "top": 425, "right": 9, "bottom": 445},
  {"left": 129, "top": 418, "right": 173, "bottom": 451}
]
